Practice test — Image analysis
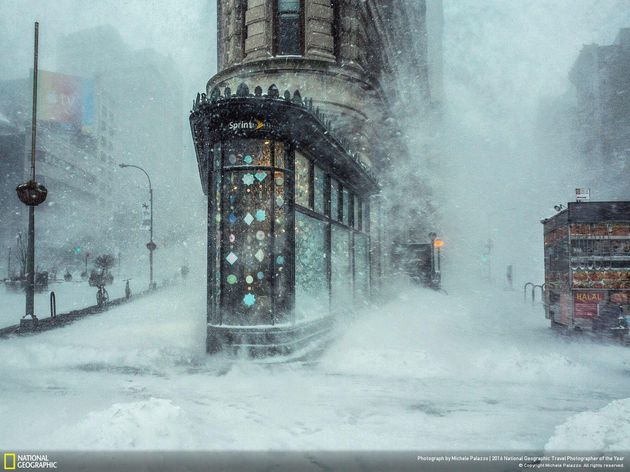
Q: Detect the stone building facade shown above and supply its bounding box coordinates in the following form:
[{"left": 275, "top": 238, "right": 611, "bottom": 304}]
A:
[
  {"left": 191, "top": 0, "right": 442, "bottom": 353},
  {"left": 213, "top": 0, "right": 440, "bottom": 172}
]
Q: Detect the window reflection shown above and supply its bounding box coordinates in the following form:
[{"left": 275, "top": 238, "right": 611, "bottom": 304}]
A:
[
  {"left": 276, "top": 0, "right": 302, "bottom": 56},
  {"left": 218, "top": 139, "right": 289, "bottom": 326},
  {"left": 331, "top": 178, "right": 340, "bottom": 221},
  {"left": 314, "top": 165, "right": 326, "bottom": 215},
  {"left": 332, "top": 224, "right": 352, "bottom": 309},
  {"left": 295, "top": 152, "right": 310, "bottom": 207},
  {"left": 295, "top": 212, "right": 329, "bottom": 320},
  {"left": 342, "top": 188, "right": 350, "bottom": 226}
]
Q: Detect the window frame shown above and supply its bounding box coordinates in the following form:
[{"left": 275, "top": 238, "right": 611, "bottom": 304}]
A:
[
  {"left": 273, "top": 0, "right": 305, "bottom": 56},
  {"left": 292, "top": 147, "right": 371, "bottom": 314},
  {"left": 331, "top": 0, "right": 340, "bottom": 62}
]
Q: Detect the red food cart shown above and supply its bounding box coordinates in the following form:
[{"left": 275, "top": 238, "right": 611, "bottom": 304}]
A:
[{"left": 542, "top": 201, "right": 630, "bottom": 337}]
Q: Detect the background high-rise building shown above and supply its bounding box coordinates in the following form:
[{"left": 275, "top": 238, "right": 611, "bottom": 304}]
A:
[{"left": 569, "top": 27, "right": 630, "bottom": 199}]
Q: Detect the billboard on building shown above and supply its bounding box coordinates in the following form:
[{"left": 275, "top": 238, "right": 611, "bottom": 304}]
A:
[{"left": 36, "top": 70, "right": 94, "bottom": 133}]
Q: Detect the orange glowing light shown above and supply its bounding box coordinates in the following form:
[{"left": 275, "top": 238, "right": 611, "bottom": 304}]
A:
[{"left": 433, "top": 239, "right": 445, "bottom": 248}]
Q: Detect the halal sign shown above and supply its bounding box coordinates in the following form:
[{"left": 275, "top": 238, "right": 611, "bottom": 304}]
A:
[{"left": 574, "top": 291, "right": 605, "bottom": 318}]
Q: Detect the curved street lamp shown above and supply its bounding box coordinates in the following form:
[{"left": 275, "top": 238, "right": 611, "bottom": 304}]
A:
[
  {"left": 16, "top": 22, "right": 48, "bottom": 321},
  {"left": 119, "top": 163, "right": 156, "bottom": 289}
]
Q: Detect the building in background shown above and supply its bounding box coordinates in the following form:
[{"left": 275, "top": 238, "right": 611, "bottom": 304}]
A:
[
  {"left": 57, "top": 25, "right": 187, "bottom": 277},
  {"left": 1, "top": 25, "right": 187, "bottom": 279},
  {"left": 191, "top": 0, "right": 443, "bottom": 353},
  {"left": 0, "top": 72, "right": 117, "bottom": 276},
  {"left": 0, "top": 107, "right": 25, "bottom": 277},
  {"left": 569, "top": 28, "right": 630, "bottom": 199}
]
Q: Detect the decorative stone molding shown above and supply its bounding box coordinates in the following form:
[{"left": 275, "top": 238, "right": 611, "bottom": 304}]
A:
[{"left": 191, "top": 82, "right": 380, "bottom": 186}]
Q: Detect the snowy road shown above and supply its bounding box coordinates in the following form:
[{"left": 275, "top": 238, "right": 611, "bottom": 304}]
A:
[{"left": 2, "top": 280, "right": 630, "bottom": 451}]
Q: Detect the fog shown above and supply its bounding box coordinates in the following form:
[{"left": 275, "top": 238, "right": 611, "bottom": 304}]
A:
[
  {"left": 1, "top": 0, "right": 217, "bottom": 281},
  {"left": 437, "top": 0, "right": 630, "bottom": 287},
  {"left": 2, "top": 0, "right": 628, "bottom": 284}
]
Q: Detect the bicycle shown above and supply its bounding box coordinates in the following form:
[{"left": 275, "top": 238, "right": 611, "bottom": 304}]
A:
[{"left": 96, "top": 285, "right": 109, "bottom": 307}]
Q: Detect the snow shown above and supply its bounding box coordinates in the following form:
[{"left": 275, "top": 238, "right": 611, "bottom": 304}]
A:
[
  {"left": 3, "top": 278, "right": 630, "bottom": 451},
  {"left": 1, "top": 0, "right": 630, "bottom": 458},
  {"left": 546, "top": 399, "right": 630, "bottom": 452},
  {"left": 51, "top": 398, "right": 196, "bottom": 450}
]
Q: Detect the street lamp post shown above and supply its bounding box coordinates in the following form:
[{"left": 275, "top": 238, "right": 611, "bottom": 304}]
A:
[
  {"left": 16, "top": 22, "right": 48, "bottom": 322},
  {"left": 119, "top": 163, "right": 156, "bottom": 289},
  {"left": 428, "top": 232, "right": 437, "bottom": 280}
]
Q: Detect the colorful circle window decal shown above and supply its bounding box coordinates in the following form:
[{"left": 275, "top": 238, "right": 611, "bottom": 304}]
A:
[
  {"left": 242, "top": 173, "right": 255, "bottom": 186},
  {"left": 245, "top": 275, "right": 254, "bottom": 284},
  {"left": 228, "top": 213, "right": 237, "bottom": 225},
  {"left": 243, "top": 155, "right": 253, "bottom": 164},
  {"left": 228, "top": 153, "right": 237, "bottom": 164},
  {"left": 275, "top": 176, "right": 284, "bottom": 186},
  {"left": 276, "top": 255, "right": 285, "bottom": 265},
  {"left": 243, "top": 293, "right": 256, "bottom": 307},
  {"left": 255, "top": 209, "right": 266, "bottom": 222},
  {"left": 229, "top": 234, "right": 236, "bottom": 243},
  {"left": 227, "top": 274, "right": 237, "bottom": 285},
  {"left": 257, "top": 271, "right": 264, "bottom": 280},
  {"left": 256, "top": 231, "right": 265, "bottom": 240}
]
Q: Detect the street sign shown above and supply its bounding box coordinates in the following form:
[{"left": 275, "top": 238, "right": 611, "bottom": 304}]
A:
[
  {"left": 575, "top": 188, "right": 590, "bottom": 202},
  {"left": 146, "top": 241, "right": 157, "bottom": 251},
  {"left": 141, "top": 203, "right": 150, "bottom": 230}
]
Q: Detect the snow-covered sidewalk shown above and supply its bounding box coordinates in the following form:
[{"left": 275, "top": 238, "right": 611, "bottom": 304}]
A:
[{"left": 0, "top": 278, "right": 148, "bottom": 329}]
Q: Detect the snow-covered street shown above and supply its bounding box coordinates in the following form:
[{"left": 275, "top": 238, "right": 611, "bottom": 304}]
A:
[{"left": 2, "top": 279, "right": 630, "bottom": 451}]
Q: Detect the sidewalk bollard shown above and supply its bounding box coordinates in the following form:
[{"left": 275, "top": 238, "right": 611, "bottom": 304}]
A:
[
  {"left": 523, "top": 282, "right": 534, "bottom": 303},
  {"left": 50, "top": 291, "right": 56, "bottom": 319}
]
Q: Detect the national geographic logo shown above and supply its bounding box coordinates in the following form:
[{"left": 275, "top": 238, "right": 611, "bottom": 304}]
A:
[
  {"left": 3, "top": 453, "right": 57, "bottom": 469},
  {"left": 227, "top": 119, "right": 265, "bottom": 131},
  {"left": 3, "top": 454, "right": 15, "bottom": 470}
]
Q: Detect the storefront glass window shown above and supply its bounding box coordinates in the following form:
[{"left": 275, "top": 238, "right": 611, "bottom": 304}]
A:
[
  {"left": 218, "top": 139, "right": 290, "bottom": 326},
  {"left": 314, "top": 165, "right": 326, "bottom": 215},
  {"left": 354, "top": 233, "right": 369, "bottom": 302},
  {"left": 342, "top": 188, "right": 350, "bottom": 226},
  {"left": 295, "top": 152, "right": 310, "bottom": 208},
  {"left": 331, "top": 224, "right": 352, "bottom": 309},
  {"left": 331, "top": 178, "right": 340, "bottom": 221},
  {"left": 295, "top": 211, "right": 329, "bottom": 320}
]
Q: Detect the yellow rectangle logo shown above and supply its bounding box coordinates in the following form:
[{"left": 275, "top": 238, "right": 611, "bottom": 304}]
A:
[{"left": 3, "top": 453, "right": 16, "bottom": 470}]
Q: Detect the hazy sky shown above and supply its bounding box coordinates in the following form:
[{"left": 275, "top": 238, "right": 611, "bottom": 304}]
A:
[
  {"left": 1, "top": 0, "right": 216, "bottom": 98},
  {"left": 2, "top": 0, "right": 630, "bottom": 284},
  {"left": 440, "top": 0, "right": 630, "bottom": 283}
]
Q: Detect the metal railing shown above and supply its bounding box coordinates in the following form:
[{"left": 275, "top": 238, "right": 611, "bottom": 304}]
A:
[{"left": 523, "top": 282, "right": 545, "bottom": 305}]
